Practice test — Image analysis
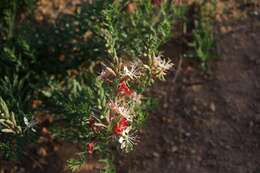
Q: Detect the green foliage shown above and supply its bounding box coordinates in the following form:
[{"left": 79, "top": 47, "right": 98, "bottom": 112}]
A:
[
  {"left": 0, "top": 0, "right": 175, "bottom": 171},
  {"left": 100, "top": 158, "right": 116, "bottom": 173},
  {"left": 0, "top": 0, "right": 38, "bottom": 161},
  {"left": 92, "top": 0, "right": 174, "bottom": 59},
  {"left": 0, "top": 0, "right": 35, "bottom": 41},
  {"left": 44, "top": 74, "right": 106, "bottom": 141},
  {"left": 67, "top": 158, "right": 84, "bottom": 172},
  {"left": 0, "top": 96, "right": 37, "bottom": 160},
  {"left": 0, "top": 97, "right": 22, "bottom": 135},
  {"left": 189, "top": 0, "right": 216, "bottom": 69}
]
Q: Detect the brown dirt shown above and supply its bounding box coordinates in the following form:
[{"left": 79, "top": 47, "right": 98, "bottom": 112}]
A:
[{"left": 116, "top": 16, "right": 260, "bottom": 173}]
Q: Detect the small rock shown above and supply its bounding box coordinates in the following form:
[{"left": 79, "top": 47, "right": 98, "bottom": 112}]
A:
[
  {"left": 171, "top": 146, "right": 178, "bottom": 153},
  {"left": 210, "top": 102, "right": 216, "bottom": 112},
  {"left": 192, "top": 105, "right": 198, "bottom": 112},
  {"left": 220, "top": 26, "right": 228, "bottom": 34},
  {"left": 185, "top": 132, "right": 191, "bottom": 137},
  {"left": 191, "top": 85, "right": 203, "bottom": 92},
  {"left": 225, "top": 145, "right": 231, "bottom": 150},
  {"left": 152, "top": 152, "right": 160, "bottom": 158},
  {"left": 191, "top": 149, "right": 196, "bottom": 154},
  {"left": 163, "top": 103, "right": 168, "bottom": 108},
  {"left": 249, "top": 121, "right": 254, "bottom": 127},
  {"left": 220, "top": 26, "right": 232, "bottom": 34},
  {"left": 37, "top": 147, "right": 48, "bottom": 157}
]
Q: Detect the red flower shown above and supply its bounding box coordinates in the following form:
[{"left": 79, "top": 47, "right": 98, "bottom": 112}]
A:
[
  {"left": 118, "top": 81, "right": 132, "bottom": 96},
  {"left": 114, "top": 117, "right": 128, "bottom": 135},
  {"left": 120, "top": 117, "right": 128, "bottom": 128},
  {"left": 87, "top": 142, "right": 94, "bottom": 154},
  {"left": 152, "top": 0, "right": 162, "bottom": 6},
  {"left": 114, "top": 124, "right": 123, "bottom": 135}
]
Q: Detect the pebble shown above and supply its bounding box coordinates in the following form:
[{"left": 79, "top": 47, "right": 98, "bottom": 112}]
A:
[
  {"left": 191, "top": 85, "right": 203, "bottom": 92},
  {"left": 185, "top": 132, "right": 191, "bottom": 137},
  {"left": 249, "top": 121, "right": 254, "bottom": 128},
  {"left": 210, "top": 102, "right": 216, "bottom": 112},
  {"left": 152, "top": 152, "right": 160, "bottom": 158},
  {"left": 192, "top": 105, "right": 198, "bottom": 112},
  {"left": 163, "top": 103, "right": 168, "bottom": 108},
  {"left": 225, "top": 145, "right": 231, "bottom": 150},
  {"left": 37, "top": 147, "right": 48, "bottom": 157},
  {"left": 220, "top": 26, "right": 227, "bottom": 34},
  {"left": 171, "top": 146, "right": 178, "bottom": 153}
]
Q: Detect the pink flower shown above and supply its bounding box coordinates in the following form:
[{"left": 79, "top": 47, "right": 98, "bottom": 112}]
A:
[
  {"left": 118, "top": 81, "right": 132, "bottom": 96},
  {"left": 114, "top": 117, "right": 128, "bottom": 135},
  {"left": 87, "top": 142, "right": 94, "bottom": 154},
  {"left": 100, "top": 66, "right": 116, "bottom": 80}
]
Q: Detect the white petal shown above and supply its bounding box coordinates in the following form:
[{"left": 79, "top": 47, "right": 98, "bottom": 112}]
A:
[
  {"left": 119, "top": 137, "right": 124, "bottom": 143},
  {"left": 24, "top": 117, "right": 29, "bottom": 126}
]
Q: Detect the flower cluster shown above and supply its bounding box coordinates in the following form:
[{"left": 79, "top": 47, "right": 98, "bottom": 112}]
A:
[
  {"left": 72, "top": 54, "right": 173, "bottom": 156},
  {"left": 95, "top": 55, "right": 172, "bottom": 152},
  {"left": 118, "top": 81, "right": 133, "bottom": 96},
  {"left": 114, "top": 117, "right": 128, "bottom": 135},
  {"left": 71, "top": 0, "right": 174, "bottom": 160},
  {"left": 151, "top": 55, "right": 174, "bottom": 80}
]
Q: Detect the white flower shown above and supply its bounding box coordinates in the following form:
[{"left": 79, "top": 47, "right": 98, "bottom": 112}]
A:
[
  {"left": 154, "top": 56, "right": 173, "bottom": 70},
  {"left": 24, "top": 117, "right": 37, "bottom": 132},
  {"left": 108, "top": 101, "right": 134, "bottom": 121},
  {"left": 108, "top": 100, "right": 120, "bottom": 114},
  {"left": 118, "top": 106, "right": 135, "bottom": 122},
  {"left": 152, "top": 55, "right": 173, "bottom": 79},
  {"left": 118, "top": 127, "right": 136, "bottom": 152},
  {"left": 121, "top": 63, "right": 140, "bottom": 80}
]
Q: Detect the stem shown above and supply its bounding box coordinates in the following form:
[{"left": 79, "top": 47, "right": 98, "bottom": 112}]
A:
[{"left": 7, "top": 0, "right": 17, "bottom": 40}]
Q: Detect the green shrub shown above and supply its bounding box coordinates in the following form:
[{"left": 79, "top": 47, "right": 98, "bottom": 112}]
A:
[{"left": 189, "top": 0, "right": 216, "bottom": 69}]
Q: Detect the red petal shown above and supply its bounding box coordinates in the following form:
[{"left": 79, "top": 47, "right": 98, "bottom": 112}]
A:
[
  {"left": 87, "top": 142, "right": 94, "bottom": 154},
  {"left": 118, "top": 82, "right": 132, "bottom": 96},
  {"left": 114, "top": 124, "right": 123, "bottom": 135},
  {"left": 120, "top": 117, "right": 128, "bottom": 128}
]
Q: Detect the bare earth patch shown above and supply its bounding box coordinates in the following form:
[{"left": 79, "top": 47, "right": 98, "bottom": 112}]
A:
[{"left": 116, "top": 16, "right": 260, "bottom": 173}]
